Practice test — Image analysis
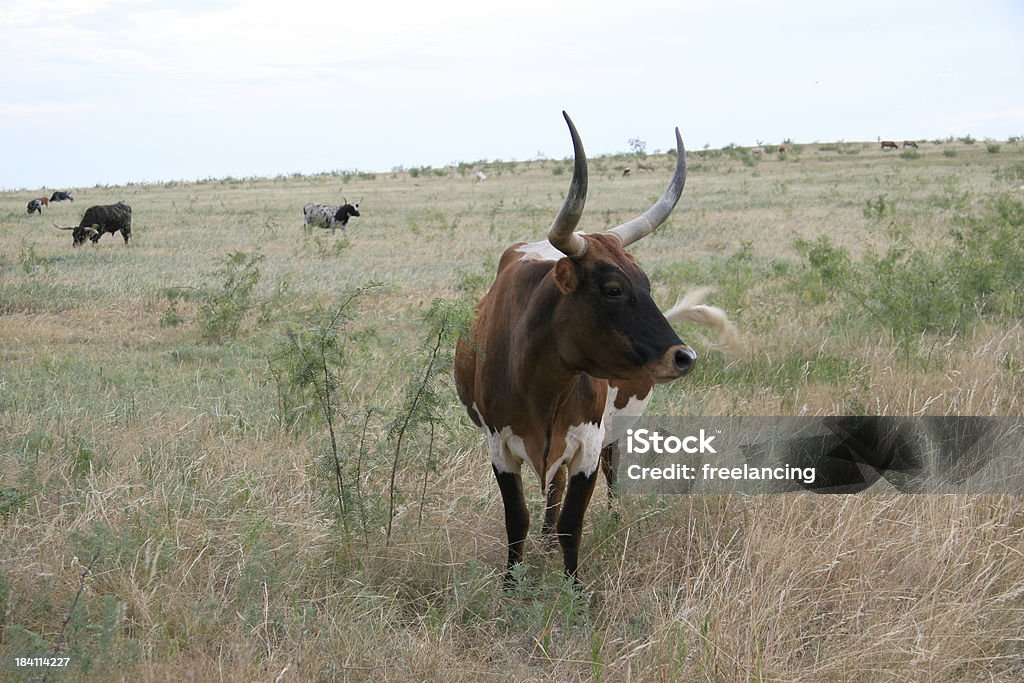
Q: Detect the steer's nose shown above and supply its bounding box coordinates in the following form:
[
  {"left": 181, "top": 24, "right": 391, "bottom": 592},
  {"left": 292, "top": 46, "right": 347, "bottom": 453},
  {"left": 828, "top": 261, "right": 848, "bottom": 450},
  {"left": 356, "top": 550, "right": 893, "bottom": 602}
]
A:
[{"left": 673, "top": 345, "right": 697, "bottom": 375}]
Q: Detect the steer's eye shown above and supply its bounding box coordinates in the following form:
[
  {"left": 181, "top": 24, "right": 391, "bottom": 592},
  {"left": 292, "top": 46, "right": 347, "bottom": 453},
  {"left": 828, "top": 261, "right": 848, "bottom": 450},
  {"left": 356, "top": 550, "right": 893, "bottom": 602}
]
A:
[{"left": 602, "top": 284, "right": 624, "bottom": 299}]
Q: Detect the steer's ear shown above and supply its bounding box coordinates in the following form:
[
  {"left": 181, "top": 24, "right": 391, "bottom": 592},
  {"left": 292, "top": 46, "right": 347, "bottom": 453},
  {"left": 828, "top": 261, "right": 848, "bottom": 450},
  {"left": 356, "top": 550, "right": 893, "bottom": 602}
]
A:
[{"left": 553, "top": 257, "right": 580, "bottom": 294}]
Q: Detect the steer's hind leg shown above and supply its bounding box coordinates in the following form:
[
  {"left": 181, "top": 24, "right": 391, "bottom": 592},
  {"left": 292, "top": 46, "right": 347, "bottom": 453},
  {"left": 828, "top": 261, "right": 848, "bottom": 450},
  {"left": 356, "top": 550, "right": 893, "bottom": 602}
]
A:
[
  {"left": 493, "top": 466, "right": 530, "bottom": 585},
  {"left": 599, "top": 444, "right": 619, "bottom": 505}
]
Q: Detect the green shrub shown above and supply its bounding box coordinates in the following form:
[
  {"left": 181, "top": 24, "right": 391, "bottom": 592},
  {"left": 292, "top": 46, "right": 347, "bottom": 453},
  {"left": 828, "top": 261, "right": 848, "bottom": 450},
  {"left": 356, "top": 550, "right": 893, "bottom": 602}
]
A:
[
  {"left": 198, "top": 251, "right": 272, "bottom": 343},
  {"left": 863, "top": 194, "right": 894, "bottom": 221},
  {"left": 798, "top": 195, "right": 1024, "bottom": 345},
  {"left": 793, "top": 235, "right": 850, "bottom": 303},
  {"left": 994, "top": 162, "right": 1024, "bottom": 183}
]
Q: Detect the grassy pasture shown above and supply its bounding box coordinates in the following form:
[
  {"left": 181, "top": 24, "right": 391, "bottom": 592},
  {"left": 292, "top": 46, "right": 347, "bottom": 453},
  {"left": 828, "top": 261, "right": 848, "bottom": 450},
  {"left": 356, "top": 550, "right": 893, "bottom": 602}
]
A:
[{"left": 2, "top": 137, "right": 1024, "bottom": 681}]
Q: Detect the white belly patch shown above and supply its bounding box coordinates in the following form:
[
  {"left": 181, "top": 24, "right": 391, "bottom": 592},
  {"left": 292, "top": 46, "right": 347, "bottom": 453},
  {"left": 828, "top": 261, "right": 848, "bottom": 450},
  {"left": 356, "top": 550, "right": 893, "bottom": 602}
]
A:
[
  {"left": 475, "top": 403, "right": 534, "bottom": 477},
  {"left": 474, "top": 386, "right": 649, "bottom": 486},
  {"left": 560, "top": 420, "right": 605, "bottom": 482}
]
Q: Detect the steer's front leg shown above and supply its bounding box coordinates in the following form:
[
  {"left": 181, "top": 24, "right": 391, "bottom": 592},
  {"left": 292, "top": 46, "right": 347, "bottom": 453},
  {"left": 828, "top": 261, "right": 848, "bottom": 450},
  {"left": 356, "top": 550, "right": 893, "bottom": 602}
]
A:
[{"left": 556, "top": 468, "right": 599, "bottom": 582}]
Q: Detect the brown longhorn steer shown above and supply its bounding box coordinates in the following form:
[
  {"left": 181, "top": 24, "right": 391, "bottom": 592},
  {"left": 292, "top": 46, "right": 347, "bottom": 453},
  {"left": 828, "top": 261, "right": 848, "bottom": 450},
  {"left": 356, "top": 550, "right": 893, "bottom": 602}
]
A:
[
  {"left": 881, "top": 140, "right": 899, "bottom": 150},
  {"left": 455, "top": 112, "right": 733, "bottom": 584}
]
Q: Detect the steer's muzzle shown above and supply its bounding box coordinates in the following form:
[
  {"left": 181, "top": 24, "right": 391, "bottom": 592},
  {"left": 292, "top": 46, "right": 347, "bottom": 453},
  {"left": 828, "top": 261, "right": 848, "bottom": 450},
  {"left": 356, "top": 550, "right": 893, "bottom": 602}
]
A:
[
  {"left": 649, "top": 343, "right": 697, "bottom": 383},
  {"left": 674, "top": 345, "right": 697, "bottom": 375}
]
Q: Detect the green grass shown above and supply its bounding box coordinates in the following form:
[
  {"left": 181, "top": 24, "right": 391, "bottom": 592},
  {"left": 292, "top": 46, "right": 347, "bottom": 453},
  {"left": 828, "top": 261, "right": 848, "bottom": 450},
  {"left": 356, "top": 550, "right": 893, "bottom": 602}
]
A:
[{"left": 1, "top": 136, "right": 1023, "bottom": 680}]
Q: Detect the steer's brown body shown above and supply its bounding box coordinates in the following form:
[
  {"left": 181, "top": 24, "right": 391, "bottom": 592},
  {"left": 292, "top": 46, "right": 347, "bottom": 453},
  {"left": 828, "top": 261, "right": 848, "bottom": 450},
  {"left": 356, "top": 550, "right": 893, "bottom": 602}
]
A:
[{"left": 455, "top": 113, "right": 720, "bottom": 583}]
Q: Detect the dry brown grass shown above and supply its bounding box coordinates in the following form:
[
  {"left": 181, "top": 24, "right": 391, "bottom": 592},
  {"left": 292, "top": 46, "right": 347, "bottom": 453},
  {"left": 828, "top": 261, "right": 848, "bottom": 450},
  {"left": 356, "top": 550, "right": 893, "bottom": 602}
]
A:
[{"left": 2, "top": 137, "right": 1023, "bottom": 680}]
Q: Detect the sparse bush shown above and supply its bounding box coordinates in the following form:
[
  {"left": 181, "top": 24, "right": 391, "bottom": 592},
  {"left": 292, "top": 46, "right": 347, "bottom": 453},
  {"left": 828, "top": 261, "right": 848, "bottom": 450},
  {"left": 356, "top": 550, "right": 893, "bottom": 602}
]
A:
[
  {"left": 0, "top": 486, "right": 27, "bottom": 519},
  {"left": 800, "top": 195, "right": 1024, "bottom": 345},
  {"left": 863, "top": 194, "right": 894, "bottom": 221},
  {"left": 159, "top": 287, "right": 188, "bottom": 327},
  {"left": 308, "top": 233, "right": 351, "bottom": 259},
  {"left": 994, "top": 162, "right": 1024, "bottom": 183},
  {"left": 267, "top": 284, "right": 383, "bottom": 531},
  {"left": 17, "top": 240, "right": 60, "bottom": 276},
  {"left": 19, "top": 241, "right": 43, "bottom": 275},
  {"left": 384, "top": 297, "right": 472, "bottom": 539},
  {"left": 986, "top": 143, "right": 1001, "bottom": 154},
  {"left": 196, "top": 251, "right": 284, "bottom": 343},
  {"left": 947, "top": 194, "right": 1024, "bottom": 317},
  {"left": 793, "top": 235, "right": 850, "bottom": 302}
]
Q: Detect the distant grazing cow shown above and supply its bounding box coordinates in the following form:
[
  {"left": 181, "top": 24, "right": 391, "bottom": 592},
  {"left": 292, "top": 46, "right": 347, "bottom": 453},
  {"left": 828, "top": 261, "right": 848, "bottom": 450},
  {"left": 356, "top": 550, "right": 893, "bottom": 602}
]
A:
[
  {"left": 475, "top": 171, "right": 487, "bottom": 183},
  {"left": 55, "top": 201, "right": 132, "bottom": 246},
  {"left": 303, "top": 200, "right": 361, "bottom": 234},
  {"left": 50, "top": 191, "right": 74, "bottom": 202},
  {"left": 778, "top": 145, "right": 787, "bottom": 154},
  {"left": 621, "top": 167, "right": 631, "bottom": 176},
  {"left": 881, "top": 140, "right": 898, "bottom": 150},
  {"left": 635, "top": 160, "right": 655, "bottom": 172},
  {"left": 903, "top": 140, "right": 918, "bottom": 149},
  {"left": 27, "top": 199, "right": 43, "bottom": 214}
]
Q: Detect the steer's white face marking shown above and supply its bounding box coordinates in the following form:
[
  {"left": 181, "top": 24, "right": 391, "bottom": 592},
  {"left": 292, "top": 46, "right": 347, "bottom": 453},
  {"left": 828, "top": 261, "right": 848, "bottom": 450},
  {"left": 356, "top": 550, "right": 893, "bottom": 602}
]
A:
[{"left": 516, "top": 238, "right": 578, "bottom": 262}]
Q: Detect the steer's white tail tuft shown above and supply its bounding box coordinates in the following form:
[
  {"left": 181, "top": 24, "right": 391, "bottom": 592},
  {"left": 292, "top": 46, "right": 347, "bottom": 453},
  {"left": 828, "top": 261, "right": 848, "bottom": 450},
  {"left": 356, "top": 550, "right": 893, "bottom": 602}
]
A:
[{"left": 664, "top": 287, "right": 740, "bottom": 353}]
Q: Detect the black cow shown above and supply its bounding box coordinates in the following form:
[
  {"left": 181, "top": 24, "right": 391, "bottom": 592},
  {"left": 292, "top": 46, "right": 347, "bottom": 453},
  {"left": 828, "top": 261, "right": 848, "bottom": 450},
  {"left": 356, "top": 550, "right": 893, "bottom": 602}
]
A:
[
  {"left": 50, "top": 191, "right": 74, "bottom": 202},
  {"left": 27, "top": 199, "right": 43, "bottom": 214},
  {"left": 55, "top": 202, "right": 132, "bottom": 246}
]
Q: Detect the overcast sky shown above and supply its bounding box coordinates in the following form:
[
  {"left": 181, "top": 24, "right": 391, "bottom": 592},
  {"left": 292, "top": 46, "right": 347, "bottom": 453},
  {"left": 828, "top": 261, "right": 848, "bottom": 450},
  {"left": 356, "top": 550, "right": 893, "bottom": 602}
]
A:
[{"left": 2, "top": 0, "right": 1022, "bottom": 190}]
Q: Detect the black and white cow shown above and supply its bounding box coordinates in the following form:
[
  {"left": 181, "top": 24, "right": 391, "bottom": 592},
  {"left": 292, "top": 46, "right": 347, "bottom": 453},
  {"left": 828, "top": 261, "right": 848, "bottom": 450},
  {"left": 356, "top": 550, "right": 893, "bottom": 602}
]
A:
[
  {"left": 27, "top": 199, "right": 43, "bottom": 214},
  {"left": 50, "top": 191, "right": 74, "bottom": 202},
  {"left": 303, "top": 200, "right": 361, "bottom": 234}
]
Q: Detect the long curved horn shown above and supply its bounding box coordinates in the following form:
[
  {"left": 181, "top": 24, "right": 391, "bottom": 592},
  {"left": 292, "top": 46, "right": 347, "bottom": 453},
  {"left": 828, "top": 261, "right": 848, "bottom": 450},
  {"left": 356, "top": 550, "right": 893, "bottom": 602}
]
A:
[
  {"left": 52, "top": 221, "right": 74, "bottom": 230},
  {"left": 606, "top": 128, "right": 687, "bottom": 248},
  {"left": 547, "top": 111, "right": 588, "bottom": 258}
]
